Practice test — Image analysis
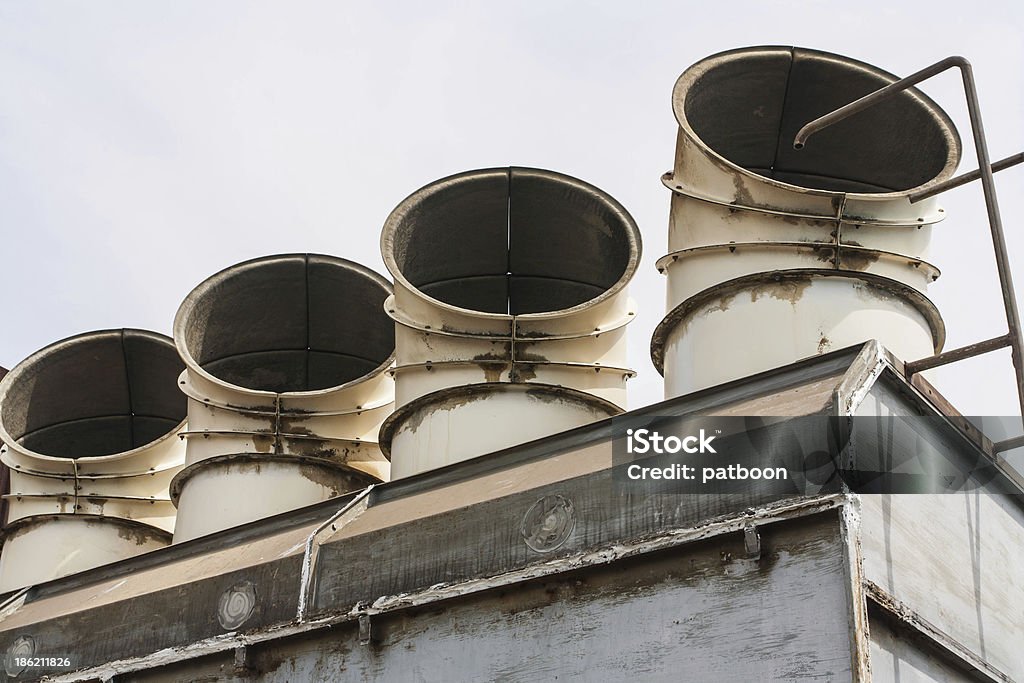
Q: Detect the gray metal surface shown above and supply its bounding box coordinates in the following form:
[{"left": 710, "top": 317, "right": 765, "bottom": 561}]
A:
[
  {"left": 851, "top": 372, "right": 1024, "bottom": 681},
  {"left": 858, "top": 486, "right": 1024, "bottom": 679},
  {"left": 1, "top": 343, "right": 1020, "bottom": 681},
  {"left": 114, "top": 513, "right": 855, "bottom": 683},
  {"left": 869, "top": 616, "right": 977, "bottom": 683}
]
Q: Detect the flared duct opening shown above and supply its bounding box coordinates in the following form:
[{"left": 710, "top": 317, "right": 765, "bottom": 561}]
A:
[
  {"left": 674, "top": 46, "right": 960, "bottom": 194},
  {"left": 0, "top": 330, "right": 186, "bottom": 591},
  {"left": 383, "top": 167, "right": 640, "bottom": 317},
  {"left": 0, "top": 330, "right": 186, "bottom": 459},
  {"left": 175, "top": 254, "right": 394, "bottom": 394},
  {"left": 170, "top": 254, "right": 396, "bottom": 542}
]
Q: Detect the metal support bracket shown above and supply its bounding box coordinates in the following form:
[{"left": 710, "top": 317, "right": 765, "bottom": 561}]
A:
[
  {"left": 358, "top": 613, "right": 374, "bottom": 646},
  {"left": 910, "top": 152, "right": 1023, "bottom": 203},
  {"left": 743, "top": 525, "right": 761, "bottom": 559},
  {"left": 795, "top": 56, "right": 1024, "bottom": 452},
  {"left": 904, "top": 334, "right": 1011, "bottom": 375},
  {"left": 233, "top": 645, "right": 257, "bottom": 676}
]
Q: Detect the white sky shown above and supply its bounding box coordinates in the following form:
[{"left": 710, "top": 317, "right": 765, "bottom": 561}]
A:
[{"left": 1, "top": 1, "right": 1022, "bottom": 421}]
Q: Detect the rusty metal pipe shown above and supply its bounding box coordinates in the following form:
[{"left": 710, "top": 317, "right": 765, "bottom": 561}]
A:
[
  {"left": 904, "top": 335, "right": 1011, "bottom": 375},
  {"left": 910, "top": 152, "right": 1024, "bottom": 203}
]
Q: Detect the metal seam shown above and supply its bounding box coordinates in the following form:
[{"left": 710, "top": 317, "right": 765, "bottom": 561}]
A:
[
  {"left": 662, "top": 177, "right": 943, "bottom": 226},
  {"left": 297, "top": 484, "right": 375, "bottom": 622},
  {"left": 654, "top": 242, "right": 941, "bottom": 280}
]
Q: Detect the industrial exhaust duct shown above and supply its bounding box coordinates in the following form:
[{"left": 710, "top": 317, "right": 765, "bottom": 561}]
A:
[
  {"left": 0, "top": 330, "right": 186, "bottom": 592},
  {"left": 380, "top": 167, "right": 641, "bottom": 478},
  {"left": 170, "top": 254, "right": 394, "bottom": 542},
  {"left": 651, "top": 46, "right": 961, "bottom": 398}
]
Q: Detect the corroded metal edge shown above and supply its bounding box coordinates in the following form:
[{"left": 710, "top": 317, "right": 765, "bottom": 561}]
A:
[
  {"left": 172, "top": 253, "right": 396, "bottom": 401},
  {"left": 671, "top": 45, "right": 961, "bottom": 199},
  {"left": 650, "top": 269, "right": 947, "bottom": 375},
  {"left": 380, "top": 166, "right": 642, "bottom": 323},
  {"left": 168, "top": 453, "right": 380, "bottom": 503},
  {"left": 377, "top": 382, "right": 623, "bottom": 459},
  {"left": 0, "top": 514, "right": 172, "bottom": 545}
]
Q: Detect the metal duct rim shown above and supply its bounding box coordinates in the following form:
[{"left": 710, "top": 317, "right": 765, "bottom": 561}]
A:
[
  {"left": 173, "top": 253, "right": 396, "bottom": 400},
  {"left": 383, "top": 298, "right": 638, "bottom": 341},
  {"left": 0, "top": 514, "right": 173, "bottom": 544},
  {"left": 168, "top": 453, "right": 377, "bottom": 503},
  {"left": 380, "top": 166, "right": 642, "bottom": 323},
  {"left": 655, "top": 243, "right": 941, "bottom": 282},
  {"left": 175, "top": 378, "right": 394, "bottom": 418},
  {"left": 0, "top": 329, "right": 187, "bottom": 469},
  {"left": 0, "top": 443, "right": 185, "bottom": 480},
  {"left": 650, "top": 269, "right": 947, "bottom": 375},
  {"left": 388, "top": 360, "right": 637, "bottom": 379},
  {"left": 672, "top": 45, "right": 961, "bottom": 199},
  {"left": 659, "top": 174, "right": 948, "bottom": 227},
  {"left": 378, "top": 382, "right": 623, "bottom": 459}
]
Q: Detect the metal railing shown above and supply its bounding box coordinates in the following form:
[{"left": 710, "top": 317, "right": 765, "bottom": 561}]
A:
[{"left": 794, "top": 56, "right": 1024, "bottom": 452}]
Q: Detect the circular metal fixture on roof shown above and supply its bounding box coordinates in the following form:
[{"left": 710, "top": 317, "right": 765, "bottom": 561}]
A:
[
  {"left": 671, "top": 45, "right": 960, "bottom": 195},
  {"left": 654, "top": 47, "right": 959, "bottom": 398},
  {"left": 521, "top": 494, "right": 576, "bottom": 553},
  {"left": 174, "top": 253, "right": 395, "bottom": 395},
  {"left": 0, "top": 329, "right": 186, "bottom": 592},
  {"left": 170, "top": 254, "right": 395, "bottom": 542},
  {"left": 0, "top": 329, "right": 186, "bottom": 460},
  {"left": 380, "top": 168, "right": 641, "bottom": 477},
  {"left": 217, "top": 581, "right": 258, "bottom": 631},
  {"left": 382, "top": 167, "right": 640, "bottom": 319}
]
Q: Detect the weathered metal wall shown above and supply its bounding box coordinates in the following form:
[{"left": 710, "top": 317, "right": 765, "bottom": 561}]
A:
[
  {"left": 860, "top": 491, "right": 1024, "bottom": 681},
  {"left": 855, "top": 382, "right": 1024, "bottom": 682},
  {"left": 2, "top": 346, "right": 1019, "bottom": 682},
  {"left": 105, "top": 513, "right": 856, "bottom": 683},
  {"left": 869, "top": 616, "right": 976, "bottom": 683}
]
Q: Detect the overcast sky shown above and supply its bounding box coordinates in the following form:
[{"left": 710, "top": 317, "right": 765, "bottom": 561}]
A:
[{"left": 1, "top": 1, "right": 1022, "bottom": 424}]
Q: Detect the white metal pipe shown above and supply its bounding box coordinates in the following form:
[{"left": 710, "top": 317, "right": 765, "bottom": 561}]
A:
[
  {"left": 0, "top": 517, "right": 169, "bottom": 594},
  {"left": 170, "top": 254, "right": 394, "bottom": 542},
  {"left": 0, "top": 329, "right": 187, "bottom": 591},
  {"left": 380, "top": 167, "right": 641, "bottom": 477},
  {"left": 653, "top": 46, "right": 962, "bottom": 398}
]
